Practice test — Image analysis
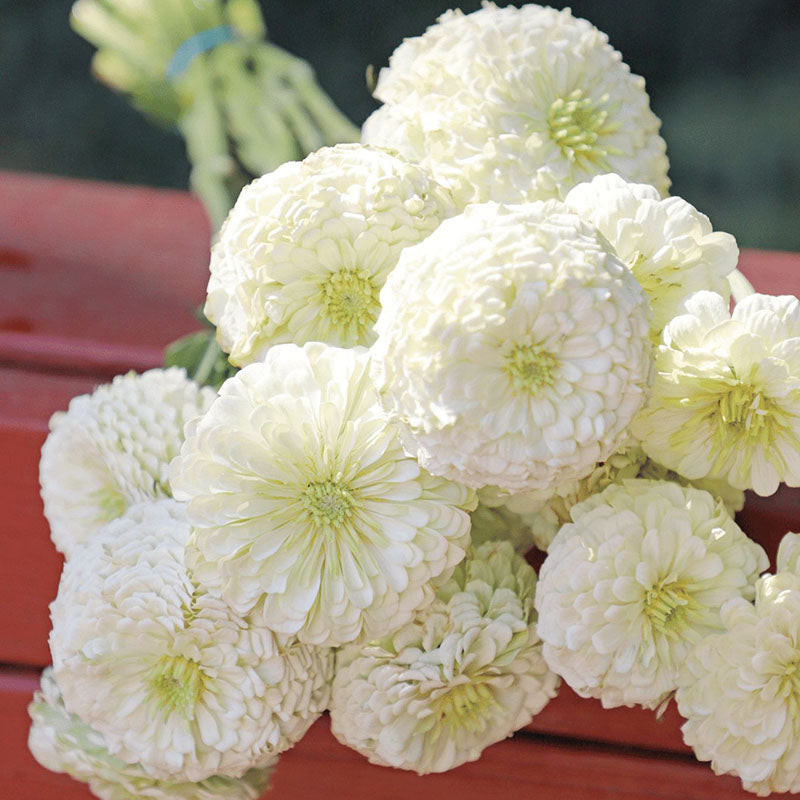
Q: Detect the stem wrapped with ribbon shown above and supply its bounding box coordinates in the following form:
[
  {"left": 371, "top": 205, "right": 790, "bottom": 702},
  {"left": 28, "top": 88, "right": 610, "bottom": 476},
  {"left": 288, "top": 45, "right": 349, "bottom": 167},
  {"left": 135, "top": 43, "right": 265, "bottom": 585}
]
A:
[{"left": 71, "top": 0, "right": 359, "bottom": 229}]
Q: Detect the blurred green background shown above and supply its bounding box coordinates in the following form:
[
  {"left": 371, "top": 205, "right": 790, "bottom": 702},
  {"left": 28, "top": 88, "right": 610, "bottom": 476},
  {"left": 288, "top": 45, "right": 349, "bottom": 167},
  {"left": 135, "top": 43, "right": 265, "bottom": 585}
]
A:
[{"left": 1, "top": 0, "right": 799, "bottom": 250}]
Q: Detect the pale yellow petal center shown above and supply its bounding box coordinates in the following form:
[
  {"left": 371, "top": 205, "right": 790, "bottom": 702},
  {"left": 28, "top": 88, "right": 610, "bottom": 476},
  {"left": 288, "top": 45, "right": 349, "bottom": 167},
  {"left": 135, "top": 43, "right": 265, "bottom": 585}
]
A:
[
  {"left": 506, "top": 342, "right": 558, "bottom": 394},
  {"left": 321, "top": 269, "right": 379, "bottom": 335},
  {"left": 643, "top": 580, "right": 700, "bottom": 638},
  {"left": 145, "top": 655, "right": 206, "bottom": 721},
  {"left": 547, "top": 89, "right": 619, "bottom": 166},
  {"left": 303, "top": 479, "right": 356, "bottom": 527}
]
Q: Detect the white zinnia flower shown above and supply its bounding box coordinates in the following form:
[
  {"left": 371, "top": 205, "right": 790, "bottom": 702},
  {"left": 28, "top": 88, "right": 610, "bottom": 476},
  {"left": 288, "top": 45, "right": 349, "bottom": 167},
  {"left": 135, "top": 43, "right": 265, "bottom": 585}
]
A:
[
  {"left": 362, "top": 4, "right": 669, "bottom": 207},
  {"left": 39, "top": 367, "right": 215, "bottom": 558},
  {"left": 170, "top": 342, "right": 473, "bottom": 647},
  {"left": 205, "top": 143, "right": 455, "bottom": 365},
  {"left": 371, "top": 201, "right": 652, "bottom": 493},
  {"left": 677, "top": 532, "right": 800, "bottom": 796},
  {"left": 28, "top": 668, "right": 275, "bottom": 800},
  {"left": 330, "top": 541, "right": 559, "bottom": 773},
  {"left": 535, "top": 480, "right": 768, "bottom": 709},
  {"left": 632, "top": 291, "right": 800, "bottom": 496},
  {"left": 49, "top": 501, "right": 331, "bottom": 782},
  {"left": 564, "top": 173, "right": 738, "bottom": 336}
]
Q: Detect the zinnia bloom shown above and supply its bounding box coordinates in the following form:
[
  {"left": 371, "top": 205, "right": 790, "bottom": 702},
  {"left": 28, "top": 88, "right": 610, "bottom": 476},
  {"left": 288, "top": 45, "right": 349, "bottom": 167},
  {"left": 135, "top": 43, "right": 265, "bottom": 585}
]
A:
[
  {"left": 330, "top": 541, "right": 558, "bottom": 773},
  {"left": 371, "top": 200, "right": 652, "bottom": 492},
  {"left": 49, "top": 501, "right": 331, "bottom": 782},
  {"left": 205, "top": 143, "right": 455, "bottom": 365},
  {"left": 39, "top": 367, "right": 215, "bottom": 558},
  {"left": 362, "top": 4, "right": 669, "bottom": 207},
  {"left": 564, "top": 173, "right": 738, "bottom": 336},
  {"left": 28, "top": 668, "right": 275, "bottom": 800},
  {"left": 170, "top": 343, "right": 473, "bottom": 646},
  {"left": 535, "top": 480, "right": 767, "bottom": 709},
  {"left": 677, "top": 533, "right": 800, "bottom": 796},
  {"left": 632, "top": 291, "right": 800, "bottom": 496}
]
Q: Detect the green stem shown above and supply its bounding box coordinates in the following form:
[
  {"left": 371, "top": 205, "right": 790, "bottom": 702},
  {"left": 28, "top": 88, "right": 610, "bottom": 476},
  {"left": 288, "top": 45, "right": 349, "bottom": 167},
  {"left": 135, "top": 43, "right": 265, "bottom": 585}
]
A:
[{"left": 192, "top": 333, "right": 224, "bottom": 386}]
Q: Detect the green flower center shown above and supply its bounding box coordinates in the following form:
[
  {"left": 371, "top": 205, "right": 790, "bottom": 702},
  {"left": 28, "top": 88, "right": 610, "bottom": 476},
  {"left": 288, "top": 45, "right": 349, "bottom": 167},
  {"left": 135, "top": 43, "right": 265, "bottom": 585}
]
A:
[
  {"left": 145, "top": 655, "right": 205, "bottom": 721},
  {"left": 643, "top": 580, "right": 700, "bottom": 637},
  {"left": 90, "top": 486, "right": 127, "bottom": 523},
  {"left": 303, "top": 479, "right": 355, "bottom": 527},
  {"left": 436, "top": 681, "right": 499, "bottom": 735},
  {"left": 506, "top": 343, "right": 558, "bottom": 393},
  {"left": 321, "top": 269, "right": 379, "bottom": 335},
  {"left": 714, "top": 384, "right": 771, "bottom": 443},
  {"left": 547, "top": 89, "right": 617, "bottom": 166}
]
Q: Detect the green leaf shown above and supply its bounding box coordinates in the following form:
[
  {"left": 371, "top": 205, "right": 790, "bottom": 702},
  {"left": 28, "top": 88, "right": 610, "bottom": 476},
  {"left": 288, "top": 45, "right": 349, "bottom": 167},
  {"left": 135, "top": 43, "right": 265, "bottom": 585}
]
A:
[{"left": 164, "top": 329, "right": 237, "bottom": 390}]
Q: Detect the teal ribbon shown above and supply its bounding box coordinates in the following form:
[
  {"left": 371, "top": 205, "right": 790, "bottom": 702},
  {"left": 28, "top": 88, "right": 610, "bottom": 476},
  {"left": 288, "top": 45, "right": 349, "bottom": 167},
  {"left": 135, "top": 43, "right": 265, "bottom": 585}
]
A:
[{"left": 166, "top": 25, "right": 238, "bottom": 83}]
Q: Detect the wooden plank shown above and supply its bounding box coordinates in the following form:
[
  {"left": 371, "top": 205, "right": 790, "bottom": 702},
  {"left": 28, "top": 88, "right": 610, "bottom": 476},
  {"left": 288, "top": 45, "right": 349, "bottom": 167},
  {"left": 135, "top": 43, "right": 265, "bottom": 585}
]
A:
[
  {"left": 525, "top": 684, "right": 688, "bottom": 754},
  {"left": 2, "top": 669, "right": 788, "bottom": 800},
  {"left": 0, "top": 171, "right": 210, "bottom": 375},
  {"left": 0, "top": 368, "right": 103, "bottom": 667}
]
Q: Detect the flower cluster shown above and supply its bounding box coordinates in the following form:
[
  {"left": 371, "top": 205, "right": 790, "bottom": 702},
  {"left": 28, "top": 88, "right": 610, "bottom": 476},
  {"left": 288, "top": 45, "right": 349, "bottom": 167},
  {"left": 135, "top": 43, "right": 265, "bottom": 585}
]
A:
[{"left": 32, "top": 2, "right": 800, "bottom": 797}]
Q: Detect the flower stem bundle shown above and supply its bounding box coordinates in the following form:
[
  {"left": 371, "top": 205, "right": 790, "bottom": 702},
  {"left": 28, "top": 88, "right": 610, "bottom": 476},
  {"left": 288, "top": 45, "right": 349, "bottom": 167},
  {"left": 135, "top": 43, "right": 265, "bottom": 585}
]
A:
[{"left": 71, "top": 0, "right": 359, "bottom": 228}]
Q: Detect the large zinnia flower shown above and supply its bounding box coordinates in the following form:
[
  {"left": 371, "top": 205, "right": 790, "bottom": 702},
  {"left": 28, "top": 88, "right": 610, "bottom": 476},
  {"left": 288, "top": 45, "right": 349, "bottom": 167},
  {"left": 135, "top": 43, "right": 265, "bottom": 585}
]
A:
[
  {"left": 632, "top": 291, "right": 800, "bottom": 496},
  {"left": 677, "top": 533, "right": 800, "bottom": 796},
  {"left": 205, "top": 143, "right": 455, "bottom": 365},
  {"left": 39, "top": 368, "right": 215, "bottom": 558},
  {"left": 362, "top": 4, "right": 669, "bottom": 207},
  {"left": 330, "top": 541, "right": 558, "bottom": 773},
  {"left": 49, "top": 501, "right": 330, "bottom": 782},
  {"left": 535, "top": 480, "right": 767, "bottom": 709},
  {"left": 29, "top": 668, "right": 275, "bottom": 800},
  {"left": 170, "top": 342, "right": 473, "bottom": 647},
  {"left": 371, "top": 200, "right": 652, "bottom": 493},
  {"left": 564, "top": 173, "right": 738, "bottom": 337}
]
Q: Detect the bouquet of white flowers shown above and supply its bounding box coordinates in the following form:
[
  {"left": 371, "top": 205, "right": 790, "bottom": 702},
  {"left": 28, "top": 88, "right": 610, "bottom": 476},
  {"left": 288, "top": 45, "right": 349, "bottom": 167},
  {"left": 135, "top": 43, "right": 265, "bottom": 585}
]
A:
[{"left": 29, "top": 3, "right": 800, "bottom": 798}]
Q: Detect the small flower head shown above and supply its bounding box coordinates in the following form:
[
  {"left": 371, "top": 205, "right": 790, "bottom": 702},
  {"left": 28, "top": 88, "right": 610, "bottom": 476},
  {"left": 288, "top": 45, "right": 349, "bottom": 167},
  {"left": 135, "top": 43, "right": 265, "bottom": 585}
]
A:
[
  {"left": 677, "top": 532, "right": 800, "bottom": 796},
  {"left": 362, "top": 4, "right": 669, "bottom": 207},
  {"left": 564, "top": 173, "right": 738, "bottom": 336},
  {"left": 371, "top": 200, "right": 652, "bottom": 492},
  {"left": 330, "top": 541, "right": 559, "bottom": 773},
  {"left": 206, "top": 143, "right": 455, "bottom": 365},
  {"left": 49, "top": 501, "right": 331, "bottom": 782},
  {"left": 39, "top": 368, "right": 215, "bottom": 558},
  {"left": 535, "top": 480, "right": 768, "bottom": 709},
  {"left": 170, "top": 343, "right": 473, "bottom": 647},
  {"left": 632, "top": 291, "right": 800, "bottom": 496},
  {"left": 28, "top": 668, "right": 275, "bottom": 800}
]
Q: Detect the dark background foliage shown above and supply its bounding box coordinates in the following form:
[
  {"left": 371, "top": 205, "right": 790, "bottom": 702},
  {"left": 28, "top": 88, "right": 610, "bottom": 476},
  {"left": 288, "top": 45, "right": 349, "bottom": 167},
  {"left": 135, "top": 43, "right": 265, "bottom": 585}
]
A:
[{"left": 2, "top": 0, "right": 799, "bottom": 250}]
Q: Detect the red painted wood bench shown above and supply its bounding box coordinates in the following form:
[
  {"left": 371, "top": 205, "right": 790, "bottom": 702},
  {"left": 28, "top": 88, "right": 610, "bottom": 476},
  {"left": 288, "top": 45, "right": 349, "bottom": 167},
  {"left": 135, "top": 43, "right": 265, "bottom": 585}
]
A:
[{"left": 2, "top": 170, "right": 799, "bottom": 798}]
